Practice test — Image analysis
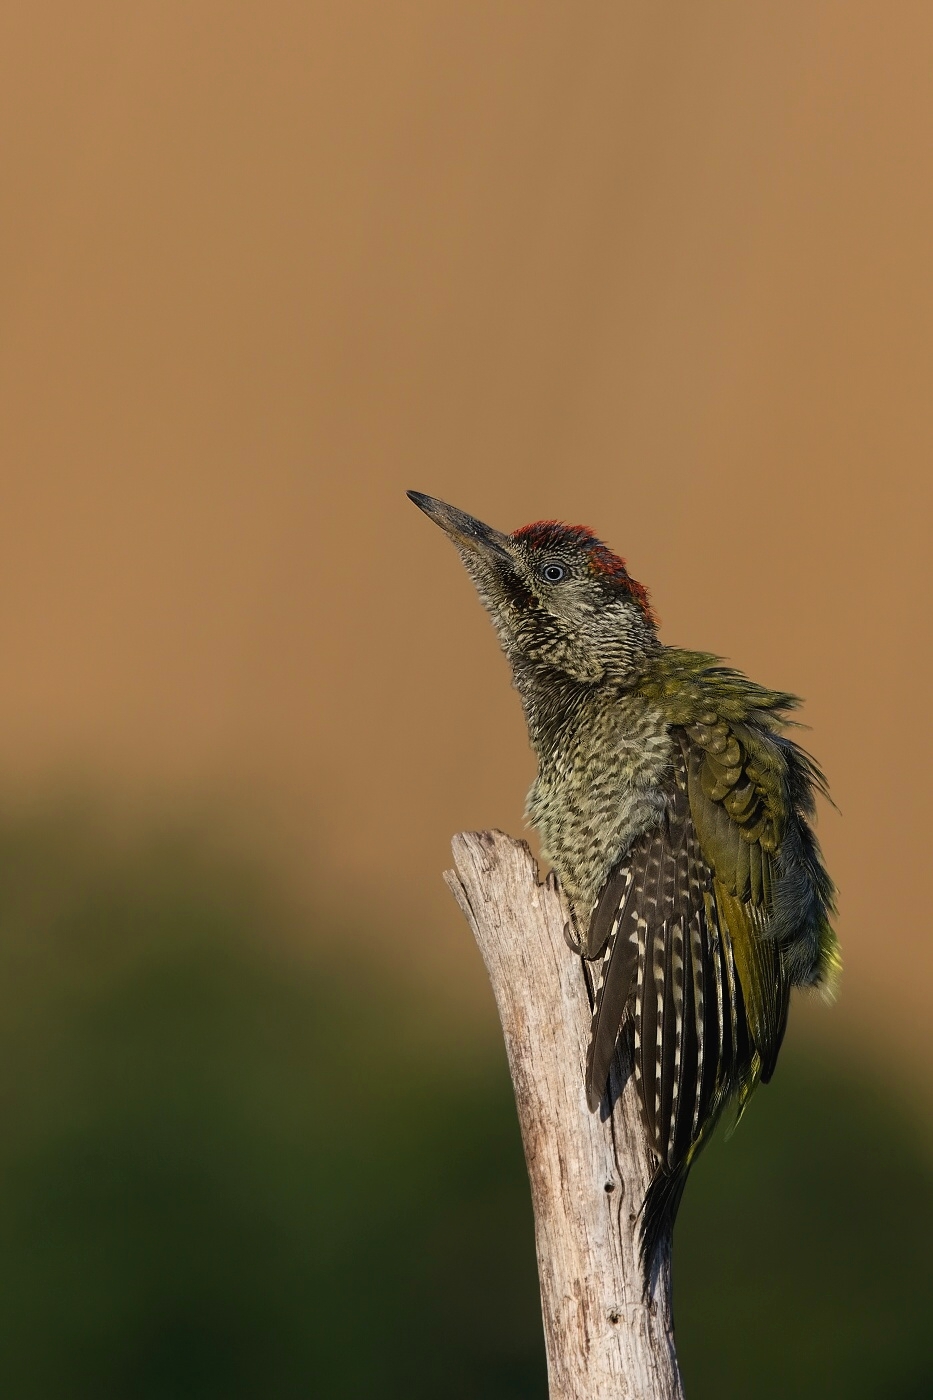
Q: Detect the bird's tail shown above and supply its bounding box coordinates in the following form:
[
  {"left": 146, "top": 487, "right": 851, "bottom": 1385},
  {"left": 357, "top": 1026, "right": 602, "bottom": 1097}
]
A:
[
  {"left": 640, "top": 1162, "right": 690, "bottom": 1291},
  {"left": 639, "top": 1085, "right": 744, "bottom": 1289}
]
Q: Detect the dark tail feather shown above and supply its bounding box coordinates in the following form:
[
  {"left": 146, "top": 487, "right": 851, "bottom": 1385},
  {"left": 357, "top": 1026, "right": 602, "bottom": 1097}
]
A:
[{"left": 640, "top": 1162, "right": 689, "bottom": 1290}]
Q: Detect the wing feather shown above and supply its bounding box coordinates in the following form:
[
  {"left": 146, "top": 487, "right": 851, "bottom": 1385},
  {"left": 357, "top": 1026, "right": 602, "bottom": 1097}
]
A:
[
  {"left": 584, "top": 860, "right": 641, "bottom": 1110},
  {"left": 582, "top": 718, "right": 806, "bottom": 1281},
  {"left": 633, "top": 829, "right": 666, "bottom": 1149}
]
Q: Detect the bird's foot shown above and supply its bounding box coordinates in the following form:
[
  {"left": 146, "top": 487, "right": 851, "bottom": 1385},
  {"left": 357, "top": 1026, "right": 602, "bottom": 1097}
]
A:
[
  {"left": 563, "top": 921, "right": 584, "bottom": 954},
  {"left": 544, "top": 869, "right": 584, "bottom": 953}
]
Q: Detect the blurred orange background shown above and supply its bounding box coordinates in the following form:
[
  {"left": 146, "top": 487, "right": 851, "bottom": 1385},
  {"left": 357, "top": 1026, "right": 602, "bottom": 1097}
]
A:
[{"left": 1, "top": 1, "right": 930, "bottom": 1074}]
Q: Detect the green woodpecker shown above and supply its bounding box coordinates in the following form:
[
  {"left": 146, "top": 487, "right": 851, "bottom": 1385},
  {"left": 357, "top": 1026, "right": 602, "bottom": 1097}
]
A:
[{"left": 409, "top": 492, "right": 839, "bottom": 1276}]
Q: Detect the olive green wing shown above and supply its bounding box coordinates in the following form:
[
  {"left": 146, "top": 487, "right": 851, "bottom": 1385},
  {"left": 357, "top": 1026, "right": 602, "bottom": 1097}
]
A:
[
  {"left": 583, "top": 714, "right": 795, "bottom": 1143},
  {"left": 583, "top": 742, "right": 757, "bottom": 1277},
  {"left": 585, "top": 745, "right": 754, "bottom": 1154},
  {"left": 583, "top": 686, "right": 833, "bottom": 1280},
  {"left": 679, "top": 719, "right": 791, "bottom": 1085}
]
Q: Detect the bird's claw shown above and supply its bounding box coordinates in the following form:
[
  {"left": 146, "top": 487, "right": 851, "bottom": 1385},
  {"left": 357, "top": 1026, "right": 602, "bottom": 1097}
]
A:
[
  {"left": 563, "top": 920, "right": 584, "bottom": 954},
  {"left": 546, "top": 869, "right": 583, "bottom": 952}
]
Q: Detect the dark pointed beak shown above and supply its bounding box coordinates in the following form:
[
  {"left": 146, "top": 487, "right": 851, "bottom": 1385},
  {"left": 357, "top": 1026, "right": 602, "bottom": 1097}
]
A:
[{"left": 407, "top": 492, "right": 514, "bottom": 566}]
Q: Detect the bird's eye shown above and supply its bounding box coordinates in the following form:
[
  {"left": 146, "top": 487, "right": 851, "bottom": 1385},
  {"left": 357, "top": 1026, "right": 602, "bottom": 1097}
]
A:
[{"left": 540, "top": 562, "right": 567, "bottom": 583}]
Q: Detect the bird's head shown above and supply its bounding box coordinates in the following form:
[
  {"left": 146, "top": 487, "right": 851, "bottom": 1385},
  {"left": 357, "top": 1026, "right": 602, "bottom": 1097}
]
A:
[{"left": 408, "top": 492, "right": 658, "bottom": 685}]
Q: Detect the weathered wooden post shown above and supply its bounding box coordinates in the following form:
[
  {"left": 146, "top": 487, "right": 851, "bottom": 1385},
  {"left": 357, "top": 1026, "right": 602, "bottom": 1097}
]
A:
[{"left": 446, "top": 829, "right": 684, "bottom": 1400}]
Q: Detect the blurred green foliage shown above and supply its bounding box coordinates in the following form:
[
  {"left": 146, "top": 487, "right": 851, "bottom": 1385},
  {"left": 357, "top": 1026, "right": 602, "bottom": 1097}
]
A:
[
  {"left": 678, "top": 1060, "right": 933, "bottom": 1400},
  {"left": 0, "top": 806, "right": 927, "bottom": 1398}
]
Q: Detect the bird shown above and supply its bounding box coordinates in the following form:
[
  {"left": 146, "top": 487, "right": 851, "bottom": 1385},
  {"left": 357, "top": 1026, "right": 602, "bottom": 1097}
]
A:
[{"left": 408, "top": 490, "right": 839, "bottom": 1279}]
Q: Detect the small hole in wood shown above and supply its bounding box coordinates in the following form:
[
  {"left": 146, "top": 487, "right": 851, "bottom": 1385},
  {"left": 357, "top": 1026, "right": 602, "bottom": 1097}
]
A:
[{"left": 604, "top": 1181, "right": 615, "bottom": 1193}]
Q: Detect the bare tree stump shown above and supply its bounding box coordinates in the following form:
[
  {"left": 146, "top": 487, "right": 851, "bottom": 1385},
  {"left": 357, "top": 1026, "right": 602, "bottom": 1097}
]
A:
[{"left": 445, "top": 829, "right": 684, "bottom": 1400}]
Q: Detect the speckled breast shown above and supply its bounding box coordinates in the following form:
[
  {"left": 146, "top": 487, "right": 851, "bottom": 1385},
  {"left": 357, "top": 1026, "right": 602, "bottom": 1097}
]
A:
[{"left": 526, "top": 690, "right": 673, "bottom": 914}]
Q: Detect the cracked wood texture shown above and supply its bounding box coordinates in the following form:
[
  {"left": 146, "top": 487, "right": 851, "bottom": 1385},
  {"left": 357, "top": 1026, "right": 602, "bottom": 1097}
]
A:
[{"left": 445, "top": 830, "right": 684, "bottom": 1400}]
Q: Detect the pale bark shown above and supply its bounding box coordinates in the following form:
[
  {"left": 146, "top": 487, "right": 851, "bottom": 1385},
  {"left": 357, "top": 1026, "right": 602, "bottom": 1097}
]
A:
[{"left": 445, "top": 829, "right": 685, "bottom": 1400}]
